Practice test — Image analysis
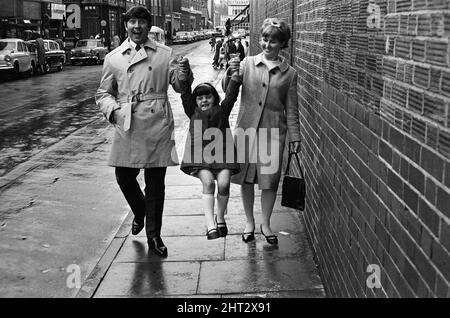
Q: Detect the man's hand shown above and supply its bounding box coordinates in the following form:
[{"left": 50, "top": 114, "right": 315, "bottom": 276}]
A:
[
  {"left": 111, "top": 109, "right": 121, "bottom": 124},
  {"left": 178, "top": 56, "right": 191, "bottom": 74}
]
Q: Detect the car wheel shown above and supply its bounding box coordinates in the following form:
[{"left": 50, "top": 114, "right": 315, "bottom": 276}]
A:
[
  {"left": 13, "top": 62, "right": 20, "bottom": 78},
  {"left": 43, "top": 62, "right": 50, "bottom": 73},
  {"left": 57, "top": 59, "right": 63, "bottom": 71}
]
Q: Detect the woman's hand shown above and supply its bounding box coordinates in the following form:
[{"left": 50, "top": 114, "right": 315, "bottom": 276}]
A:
[
  {"left": 290, "top": 141, "right": 301, "bottom": 153},
  {"left": 229, "top": 56, "right": 240, "bottom": 75}
]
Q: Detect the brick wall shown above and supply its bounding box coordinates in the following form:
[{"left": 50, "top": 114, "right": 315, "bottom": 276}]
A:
[{"left": 249, "top": 0, "right": 450, "bottom": 297}]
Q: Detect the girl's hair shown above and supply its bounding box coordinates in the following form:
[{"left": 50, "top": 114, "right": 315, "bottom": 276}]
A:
[
  {"left": 192, "top": 83, "right": 221, "bottom": 104},
  {"left": 260, "top": 18, "right": 291, "bottom": 49}
]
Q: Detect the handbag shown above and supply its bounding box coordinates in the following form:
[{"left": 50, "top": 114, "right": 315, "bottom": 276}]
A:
[{"left": 281, "top": 151, "right": 306, "bottom": 211}]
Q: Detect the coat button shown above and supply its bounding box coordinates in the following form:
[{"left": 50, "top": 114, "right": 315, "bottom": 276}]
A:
[
  {"left": 263, "top": 83, "right": 266, "bottom": 87},
  {"left": 128, "top": 68, "right": 133, "bottom": 73},
  {"left": 259, "top": 102, "right": 262, "bottom": 106},
  {"left": 151, "top": 109, "right": 155, "bottom": 113},
  {"left": 148, "top": 66, "right": 152, "bottom": 71},
  {"left": 150, "top": 88, "right": 154, "bottom": 92}
]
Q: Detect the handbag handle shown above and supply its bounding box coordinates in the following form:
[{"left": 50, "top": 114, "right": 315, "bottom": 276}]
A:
[{"left": 285, "top": 151, "right": 305, "bottom": 179}]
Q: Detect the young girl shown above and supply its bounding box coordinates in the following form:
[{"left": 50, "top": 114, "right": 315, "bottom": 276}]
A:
[{"left": 179, "top": 59, "right": 241, "bottom": 240}]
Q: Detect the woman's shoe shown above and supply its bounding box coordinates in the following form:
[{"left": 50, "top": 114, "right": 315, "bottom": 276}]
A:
[
  {"left": 206, "top": 228, "right": 220, "bottom": 240},
  {"left": 216, "top": 216, "right": 228, "bottom": 237},
  {"left": 260, "top": 225, "right": 278, "bottom": 245}
]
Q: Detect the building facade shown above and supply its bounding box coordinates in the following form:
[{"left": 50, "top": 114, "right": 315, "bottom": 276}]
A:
[
  {"left": 0, "top": 0, "right": 66, "bottom": 39},
  {"left": 228, "top": 0, "right": 248, "bottom": 31}
]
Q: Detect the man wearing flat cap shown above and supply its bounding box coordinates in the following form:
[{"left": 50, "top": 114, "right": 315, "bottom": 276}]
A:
[{"left": 96, "top": 6, "right": 193, "bottom": 257}]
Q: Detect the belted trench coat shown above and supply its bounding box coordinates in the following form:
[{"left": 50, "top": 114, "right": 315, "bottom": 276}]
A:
[
  {"left": 223, "top": 53, "right": 301, "bottom": 190},
  {"left": 96, "top": 38, "right": 192, "bottom": 168}
]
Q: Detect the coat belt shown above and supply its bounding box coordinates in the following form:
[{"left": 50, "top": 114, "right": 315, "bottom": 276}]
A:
[{"left": 118, "top": 93, "right": 169, "bottom": 131}]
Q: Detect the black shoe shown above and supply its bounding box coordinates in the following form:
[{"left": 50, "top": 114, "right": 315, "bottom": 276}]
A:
[
  {"left": 132, "top": 218, "right": 144, "bottom": 236},
  {"left": 241, "top": 231, "right": 255, "bottom": 243},
  {"left": 260, "top": 225, "right": 278, "bottom": 245},
  {"left": 216, "top": 216, "right": 228, "bottom": 237},
  {"left": 206, "top": 228, "right": 220, "bottom": 240},
  {"left": 148, "top": 237, "right": 168, "bottom": 257}
]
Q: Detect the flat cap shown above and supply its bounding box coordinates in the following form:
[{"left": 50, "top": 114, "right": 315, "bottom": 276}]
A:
[{"left": 123, "top": 6, "right": 151, "bottom": 24}]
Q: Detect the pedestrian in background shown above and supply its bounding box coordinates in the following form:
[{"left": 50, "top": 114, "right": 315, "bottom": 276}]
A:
[
  {"left": 212, "top": 37, "right": 223, "bottom": 69},
  {"left": 35, "top": 35, "right": 46, "bottom": 73},
  {"left": 222, "top": 18, "right": 301, "bottom": 245},
  {"left": 209, "top": 36, "right": 216, "bottom": 52},
  {"left": 178, "top": 57, "right": 242, "bottom": 240},
  {"left": 96, "top": 6, "right": 193, "bottom": 257},
  {"left": 235, "top": 37, "right": 245, "bottom": 61}
]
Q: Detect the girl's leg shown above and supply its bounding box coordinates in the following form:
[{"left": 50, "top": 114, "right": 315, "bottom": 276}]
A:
[
  {"left": 241, "top": 183, "right": 255, "bottom": 234},
  {"left": 216, "top": 169, "right": 231, "bottom": 223},
  {"left": 198, "top": 169, "right": 216, "bottom": 231},
  {"left": 260, "top": 189, "right": 277, "bottom": 236}
]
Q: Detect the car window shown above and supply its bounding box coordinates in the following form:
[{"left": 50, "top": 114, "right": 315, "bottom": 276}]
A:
[
  {"left": 50, "top": 41, "right": 57, "bottom": 50},
  {"left": 0, "top": 41, "right": 15, "bottom": 51},
  {"left": 44, "top": 42, "right": 49, "bottom": 50},
  {"left": 18, "top": 42, "right": 24, "bottom": 52},
  {"left": 97, "top": 41, "right": 103, "bottom": 47}
]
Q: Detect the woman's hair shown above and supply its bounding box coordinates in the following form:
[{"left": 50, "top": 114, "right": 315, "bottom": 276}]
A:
[
  {"left": 260, "top": 18, "right": 291, "bottom": 49},
  {"left": 192, "top": 83, "right": 221, "bottom": 104}
]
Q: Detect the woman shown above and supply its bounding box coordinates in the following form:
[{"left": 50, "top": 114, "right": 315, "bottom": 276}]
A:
[{"left": 223, "top": 18, "right": 301, "bottom": 245}]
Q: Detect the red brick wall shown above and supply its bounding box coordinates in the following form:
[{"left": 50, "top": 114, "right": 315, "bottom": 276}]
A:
[{"left": 250, "top": 0, "right": 450, "bottom": 297}]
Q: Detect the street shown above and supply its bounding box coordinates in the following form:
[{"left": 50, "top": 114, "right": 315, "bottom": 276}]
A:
[{"left": 0, "top": 40, "right": 228, "bottom": 297}]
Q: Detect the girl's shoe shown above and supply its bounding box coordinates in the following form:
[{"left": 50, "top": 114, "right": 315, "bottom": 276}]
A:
[
  {"left": 241, "top": 231, "right": 255, "bottom": 243},
  {"left": 207, "top": 228, "right": 220, "bottom": 240},
  {"left": 260, "top": 225, "right": 278, "bottom": 245},
  {"left": 216, "top": 216, "right": 228, "bottom": 237}
]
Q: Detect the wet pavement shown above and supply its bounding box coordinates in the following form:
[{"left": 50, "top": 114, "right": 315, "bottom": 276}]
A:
[{"left": 0, "top": 40, "right": 325, "bottom": 298}]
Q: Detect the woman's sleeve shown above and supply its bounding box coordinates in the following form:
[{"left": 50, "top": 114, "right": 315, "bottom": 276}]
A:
[
  {"left": 221, "top": 74, "right": 242, "bottom": 116},
  {"left": 221, "top": 57, "right": 246, "bottom": 92},
  {"left": 286, "top": 72, "right": 301, "bottom": 142}
]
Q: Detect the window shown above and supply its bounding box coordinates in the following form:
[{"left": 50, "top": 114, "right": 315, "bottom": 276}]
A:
[{"left": 17, "top": 42, "right": 23, "bottom": 52}]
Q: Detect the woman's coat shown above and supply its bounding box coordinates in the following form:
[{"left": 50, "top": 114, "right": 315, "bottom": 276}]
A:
[{"left": 223, "top": 53, "right": 301, "bottom": 190}]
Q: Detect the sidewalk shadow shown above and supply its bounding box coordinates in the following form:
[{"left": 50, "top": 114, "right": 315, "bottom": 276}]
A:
[{"left": 129, "top": 240, "right": 166, "bottom": 297}]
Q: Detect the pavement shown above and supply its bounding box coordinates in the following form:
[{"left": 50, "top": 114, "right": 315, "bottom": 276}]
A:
[{"left": 0, "top": 40, "right": 326, "bottom": 298}]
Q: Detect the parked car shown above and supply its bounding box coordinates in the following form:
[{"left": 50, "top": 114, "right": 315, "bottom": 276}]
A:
[
  {"left": 0, "top": 38, "right": 34, "bottom": 77},
  {"left": 173, "top": 32, "right": 189, "bottom": 44},
  {"left": 148, "top": 26, "right": 165, "bottom": 45},
  {"left": 70, "top": 39, "right": 108, "bottom": 65},
  {"left": 27, "top": 39, "right": 65, "bottom": 73}
]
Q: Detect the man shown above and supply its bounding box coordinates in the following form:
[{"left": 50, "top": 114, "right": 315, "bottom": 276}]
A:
[
  {"left": 96, "top": 6, "right": 192, "bottom": 257},
  {"left": 212, "top": 37, "right": 223, "bottom": 69},
  {"left": 55, "top": 35, "right": 65, "bottom": 50},
  {"left": 235, "top": 37, "right": 245, "bottom": 61}
]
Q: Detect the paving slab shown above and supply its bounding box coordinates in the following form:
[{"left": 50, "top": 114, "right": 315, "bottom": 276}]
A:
[
  {"left": 94, "top": 262, "right": 201, "bottom": 297},
  {"left": 115, "top": 236, "right": 225, "bottom": 263},
  {"left": 197, "top": 258, "right": 322, "bottom": 295}
]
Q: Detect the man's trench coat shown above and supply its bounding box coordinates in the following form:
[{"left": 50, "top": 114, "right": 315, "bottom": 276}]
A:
[{"left": 96, "top": 38, "right": 192, "bottom": 168}]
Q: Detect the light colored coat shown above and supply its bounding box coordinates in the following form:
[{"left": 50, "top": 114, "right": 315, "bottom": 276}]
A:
[
  {"left": 96, "top": 38, "right": 191, "bottom": 168},
  {"left": 223, "top": 53, "right": 301, "bottom": 190}
]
